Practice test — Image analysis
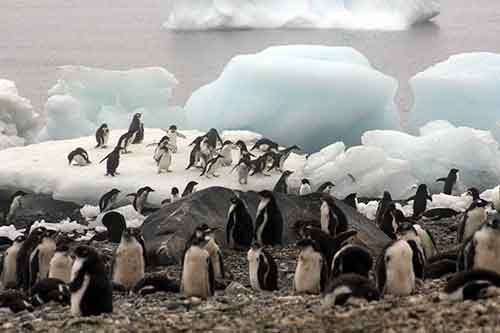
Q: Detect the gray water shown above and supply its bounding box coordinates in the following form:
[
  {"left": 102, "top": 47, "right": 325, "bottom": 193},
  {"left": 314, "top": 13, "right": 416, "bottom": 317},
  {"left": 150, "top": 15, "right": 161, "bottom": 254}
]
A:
[{"left": 1, "top": 0, "right": 500, "bottom": 113}]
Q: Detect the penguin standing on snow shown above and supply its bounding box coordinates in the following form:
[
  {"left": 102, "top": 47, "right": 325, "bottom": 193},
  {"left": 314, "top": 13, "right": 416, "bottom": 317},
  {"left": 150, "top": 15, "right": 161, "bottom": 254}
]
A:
[
  {"left": 100, "top": 146, "right": 122, "bottom": 177},
  {"left": 375, "top": 191, "right": 393, "bottom": 227},
  {"left": 156, "top": 140, "right": 173, "bottom": 174},
  {"left": 219, "top": 140, "right": 234, "bottom": 166},
  {"left": 375, "top": 239, "right": 425, "bottom": 296},
  {"left": 458, "top": 219, "right": 500, "bottom": 275},
  {"left": 29, "top": 228, "right": 57, "bottom": 287},
  {"left": 112, "top": 228, "right": 145, "bottom": 291},
  {"left": 273, "top": 170, "right": 294, "bottom": 194},
  {"left": 199, "top": 136, "right": 213, "bottom": 168},
  {"left": 186, "top": 136, "right": 204, "bottom": 170},
  {"left": 16, "top": 227, "right": 47, "bottom": 290},
  {"left": 268, "top": 145, "right": 301, "bottom": 172},
  {"left": 95, "top": 123, "right": 109, "bottom": 148},
  {"left": 128, "top": 112, "right": 144, "bottom": 144},
  {"left": 440, "top": 270, "right": 500, "bottom": 301},
  {"left": 200, "top": 154, "right": 224, "bottom": 178},
  {"left": 132, "top": 186, "right": 155, "bottom": 214},
  {"left": 181, "top": 228, "right": 214, "bottom": 298},
  {"left": 164, "top": 125, "right": 186, "bottom": 153},
  {"left": 251, "top": 138, "right": 279, "bottom": 152},
  {"left": 457, "top": 188, "right": 489, "bottom": 244},
  {"left": 48, "top": 242, "right": 73, "bottom": 284},
  {"left": 294, "top": 238, "right": 327, "bottom": 294},
  {"left": 323, "top": 273, "right": 380, "bottom": 306},
  {"left": 69, "top": 245, "right": 113, "bottom": 316},
  {"left": 408, "top": 184, "right": 432, "bottom": 219},
  {"left": 226, "top": 196, "right": 254, "bottom": 250},
  {"left": 436, "top": 168, "right": 459, "bottom": 195},
  {"left": 320, "top": 196, "right": 348, "bottom": 237},
  {"left": 299, "top": 179, "right": 312, "bottom": 196},
  {"left": 255, "top": 190, "right": 283, "bottom": 246},
  {"left": 331, "top": 244, "right": 373, "bottom": 278},
  {"left": 205, "top": 128, "right": 223, "bottom": 150},
  {"left": 232, "top": 153, "right": 251, "bottom": 185},
  {"left": 247, "top": 243, "right": 278, "bottom": 291},
  {"left": 182, "top": 181, "right": 198, "bottom": 197},
  {"left": 99, "top": 189, "right": 120, "bottom": 213},
  {"left": 5, "top": 190, "right": 27, "bottom": 224},
  {"left": 117, "top": 131, "right": 134, "bottom": 154},
  {"left": 68, "top": 148, "right": 91, "bottom": 166},
  {"left": 1, "top": 235, "right": 26, "bottom": 289}
]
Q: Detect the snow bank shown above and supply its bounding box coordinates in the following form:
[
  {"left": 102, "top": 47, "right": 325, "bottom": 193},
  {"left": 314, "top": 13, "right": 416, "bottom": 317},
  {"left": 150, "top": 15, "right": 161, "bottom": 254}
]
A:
[
  {"left": 165, "top": 0, "right": 440, "bottom": 31},
  {"left": 38, "top": 66, "right": 183, "bottom": 141},
  {"left": 186, "top": 46, "right": 398, "bottom": 151},
  {"left": 410, "top": 53, "right": 500, "bottom": 141},
  {"left": 362, "top": 122, "right": 500, "bottom": 192},
  {"left": 0, "top": 80, "right": 42, "bottom": 150}
]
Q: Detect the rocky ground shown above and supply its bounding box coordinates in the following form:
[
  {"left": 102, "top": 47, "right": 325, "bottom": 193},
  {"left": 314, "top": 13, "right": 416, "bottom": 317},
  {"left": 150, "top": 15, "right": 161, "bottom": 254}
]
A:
[{"left": 2, "top": 216, "right": 500, "bottom": 332}]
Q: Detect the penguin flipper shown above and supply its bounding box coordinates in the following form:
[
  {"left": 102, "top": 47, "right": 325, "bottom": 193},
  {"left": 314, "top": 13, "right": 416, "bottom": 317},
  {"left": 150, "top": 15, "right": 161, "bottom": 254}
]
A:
[
  {"left": 29, "top": 250, "right": 40, "bottom": 288},
  {"left": 207, "top": 257, "right": 215, "bottom": 296},
  {"left": 436, "top": 178, "right": 447, "bottom": 182},
  {"left": 68, "top": 263, "right": 86, "bottom": 293},
  {"left": 218, "top": 250, "right": 225, "bottom": 279},
  {"left": 99, "top": 152, "right": 112, "bottom": 164},
  {"left": 0, "top": 253, "right": 4, "bottom": 278},
  {"left": 465, "top": 239, "right": 476, "bottom": 271},
  {"left": 407, "top": 240, "right": 425, "bottom": 279},
  {"left": 457, "top": 215, "right": 467, "bottom": 243},
  {"left": 320, "top": 255, "right": 328, "bottom": 292},
  {"left": 226, "top": 215, "right": 235, "bottom": 245},
  {"left": 375, "top": 249, "right": 387, "bottom": 295}
]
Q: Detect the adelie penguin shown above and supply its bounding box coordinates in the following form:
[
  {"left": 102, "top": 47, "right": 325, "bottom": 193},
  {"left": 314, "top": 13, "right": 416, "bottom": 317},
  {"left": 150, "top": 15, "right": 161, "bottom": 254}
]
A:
[
  {"left": 99, "top": 188, "right": 120, "bottom": 213},
  {"left": 16, "top": 227, "right": 46, "bottom": 290},
  {"left": 320, "top": 195, "right": 348, "bottom": 236},
  {"left": 200, "top": 154, "right": 224, "bottom": 178},
  {"left": 132, "top": 186, "right": 155, "bottom": 214},
  {"left": 440, "top": 270, "right": 500, "bottom": 301},
  {"left": 458, "top": 219, "right": 500, "bottom": 275},
  {"left": 186, "top": 136, "right": 203, "bottom": 170},
  {"left": 375, "top": 239, "right": 425, "bottom": 296},
  {"left": 95, "top": 123, "right": 109, "bottom": 148},
  {"left": 48, "top": 242, "right": 73, "bottom": 284},
  {"left": 379, "top": 204, "right": 405, "bottom": 239},
  {"left": 29, "top": 228, "right": 57, "bottom": 287},
  {"left": 128, "top": 112, "right": 144, "bottom": 144},
  {"left": 205, "top": 128, "right": 224, "bottom": 150},
  {"left": 294, "top": 238, "right": 327, "bottom": 294},
  {"left": 0, "top": 235, "right": 26, "bottom": 289},
  {"left": 267, "top": 145, "right": 301, "bottom": 172},
  {"left": 219, "top": 140, "right": 234, "bottom": 166},
  {"left": 100, "top": 146, "right": 123, "bottom": 176},
  {"left": 273, "top": 170, "right": 294, "bottom": 194},
  {"left": 375, "top": 191, "right": 393, "bottom": 227},
  {"left": 182, "top": 181, "right": 198, "bottom": 197},
  {"left": 436, "top": 168, "right": 459, "bottom": 195},
  {"left": 299, "top": 179, "right": 312, "bottom": 196},
  {"left": 331, "top": 244, "right": 373, "bottom": 278},
  {"left": 323, "top": 273, "right": 379, "bottom": 307},
  {"left": 5, "top": 190, "right": 27, "bottom": 224},
  {"left": 68, "top": 147, "right": 91, "bottom": 166},
  {"left": 251, "top": 138, "right": 279, "bottom": 152},
  {"left": 70, "top": 245, "right": 113, "bottom": 316},
  {"left": 255, "top": 190, "right": 283, "bottom": 246},
  {"left": 116, "top": 131, "right": 134, "bottom": 154},
  {"left": 408, "top": 184, "right": 432, "bottom": 219},
  {"left": 247, "top": 243, "right": 278, "bottom": 291},
  {"left": 112, "top": 228, "right": 145, "bottom": 291},
  {"left": 226, "top": 196, "right": 254, "bottom": 250},
  {"left": 457, "top": 188, "right": 489, "bottom": 243},
  {"left": 164, "top": 125, "right": 186, "bottom": 153},
  {"left": 156, "top": 140, "right": 173, "bottom": 174}
]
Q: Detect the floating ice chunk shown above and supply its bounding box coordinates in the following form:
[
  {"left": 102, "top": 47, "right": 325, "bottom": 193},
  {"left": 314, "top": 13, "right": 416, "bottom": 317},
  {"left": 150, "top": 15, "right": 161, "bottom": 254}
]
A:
[
  {"left": 410, "top": 53, "right": 500, "bottom": 141},
  {"left": 186, "top": 46, "right": 398, "bottom": 151},
  {"left": 0, "top": 80, "right": 42, "bottom": 149},
  {"left": 0, "top": 225, "right": 24, "bottom": 240},
  {"left": 165, "top": 0, "right": 440, "bottom": 31},
  {"left": 39, "top": 66, "right": 182, "bottom": 141},
  {"left": 362, "top": 124, "right": 500, "bottom": 191}
]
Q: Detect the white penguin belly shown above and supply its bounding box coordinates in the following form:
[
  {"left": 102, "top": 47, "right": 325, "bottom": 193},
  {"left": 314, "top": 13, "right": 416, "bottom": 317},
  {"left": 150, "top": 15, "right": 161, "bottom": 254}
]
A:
[
  {"left": 73, "top": 155, "right": 87, "bottom": 166},
  {"left": 113, "top": 243, "right": 144, "bottom": 290},
  {"left": 71, "top": 274, "right": 90, "bottom": 316},
  {"left": 294, "top": 249, "right": 322, "bottom": 294},
  {"left": 474, "top": 230, "right": 500, "bottom": 274},
  {"left": 182, "top": 248, "right": 210, "bottom": 297},
  {"left": 247, "top": 249, "right": 261, "bottom": 291},
  {"left": 385, "top": 242, "right": 415, "bottom": 296},
  {"left": 2, "top": 246, "right": 20, "bottom": 287},
  {"left": 158, "top": 153, "right": 172, "bottom": 171},
  {"left": 464, "top": 208, "right": 487, "bottom": 240},
  {"left": 38, "top": 241, "right": 57, "bottom": 280},
  {"left": 320, "top": 202, "right": 330, "bottom": 234},
  {"left": 49, "top": 253, "right": 73, "bottom": 283}
]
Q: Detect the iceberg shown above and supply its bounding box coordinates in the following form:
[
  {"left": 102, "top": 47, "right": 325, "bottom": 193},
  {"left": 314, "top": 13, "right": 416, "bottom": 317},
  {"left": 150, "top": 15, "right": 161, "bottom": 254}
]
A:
[
  {"left": 164, "top": 0, "right": 440, "bottom": 31},
  {"left": 185, "top": 46, "right": 399, "bottom": 151},
  {"left": 39, "top": 66, "right": 183, "bottom": 141},
  {"left": 410, "top": 53, "right": 500, "bottom": 141},
  {"left": 0, "top": 80, "right": 42, "bottom": 150}
]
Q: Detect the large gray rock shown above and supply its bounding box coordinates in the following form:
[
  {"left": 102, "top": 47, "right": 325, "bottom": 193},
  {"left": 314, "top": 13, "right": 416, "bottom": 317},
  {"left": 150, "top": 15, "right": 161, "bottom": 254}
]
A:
[{"left": 142, "top": 187, "right": 390, "bottom": 263}]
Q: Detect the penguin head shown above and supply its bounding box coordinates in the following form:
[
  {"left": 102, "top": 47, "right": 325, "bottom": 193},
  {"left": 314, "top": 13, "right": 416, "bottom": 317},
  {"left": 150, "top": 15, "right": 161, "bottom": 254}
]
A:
[
  {"left": 171, "top": 187, "right": 179, "bottom": 195},
  {"left": 486, "top": 219, "right": 500, "bottom": 231},
  {"left": 140, "top": 186, "right": 155, "bottom": 194},
  {"left": 466, "top": 188, "right": 480, "bottom": 200},
  {"left": 383, "top": 191, "right": 392, "bottom": 200},
  {"left": 73, "top": 245, "right": 98, "bottom": 261},
  {"left": 13, "top": 190, "right": 27, "bottom": 198},
  {"left": 134, "top": 113, "right": 142, "bottom": 120},
  {"left": 14, "top": 235, "right": 26, "bottom": 243},
  {"left": 109, "top": 188, "right": 120, "bottom": 196},
  {"left": 416, "top": 184, "right": 428, "bottom": 194},
  {"left": 100, "top": 123, "right": 108, "bottom": 130},
  {"left": 301, "top": 179, "right": 310, "bottom": 185},
  {"left": 169, "top": 125, "right": 177, "bottom": 132},
  {"left": 235, "top": 140, "right": 246, "bottom": 149},
  {"left": 258, "top": 190, "right": 274, "bottom": 200},
  {"left": 282, "top": 170, "right": 294, "bottom": 178},
  {"left": 321, "top": 181, "right": 335, "bottom": 192},
  {"left": 223, "top": 140, "right": 233, "bottom": 147},
  {"left": 451, "top": 168, "right": 459, "bottom": 174}
]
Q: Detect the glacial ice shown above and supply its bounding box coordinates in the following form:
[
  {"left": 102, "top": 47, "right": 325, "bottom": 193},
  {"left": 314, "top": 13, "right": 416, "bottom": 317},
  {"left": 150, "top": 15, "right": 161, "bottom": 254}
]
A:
[
  {"left": 164, "top": 0, "right": 440, "bottom": 31},
  {"left": 38, "top": 66, "right": 183, "bottom": 141},
  {"left": 0, "top": 80, "right": 42, "bottom": 150},
  {"left": 410, "top": 53, "right": 500, "bottom": 141},
  {"left": 185, "top": 45, "right": 399, "bottom": 151}
]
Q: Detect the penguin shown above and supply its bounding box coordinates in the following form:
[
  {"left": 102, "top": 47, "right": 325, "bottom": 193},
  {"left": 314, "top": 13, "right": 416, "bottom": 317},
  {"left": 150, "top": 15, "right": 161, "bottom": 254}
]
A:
[
  {"left": 458, "top": 219, "right": 500, "bottom": 274},
  {"left": 180, "top": 228, "right": 214, "bottom": 298},
  {"left": 422, "top": 208, "right": 460, "bottom": 221},
  {"left": 396, "top": 222, "right": 438, "bottom": 260},
  {"left": 247, "top": 243, "right": 278, "bottom": 291},
  {"left": 132, "top": 186, "right": 155, "bottom": 214},
  {"left": 267, "top": 145, "right": 301, "bottom": 172},
  {"left": 128, "top": 112, "right": 144, "bottom": 144},
  {"left": 299, "top": 179, "right": 312, "bottom": 196},
  {"left": 132, "top": 273, "right": 180, "bottom": 295},
  {"left": 323, "top": 273, "right": 380, "bottom": 307},
  {"left": 408, "top": 184, "right": 432, "bottom": 219},
  {"left": 16, "top": 227, "right": 46, "bottom": 290},
  {"left": 273, "top": 170, "right": 294, "bottom": 194},
  {"left": 203, "top": 226, "right": 225, "bottom": 281},
  {"left": 375, "top": 239, "right": 425, "bottom": 296},
  {"left": 440, "top": 270, "right": 500, "bottom": 301},
  {"left": 117, "top": 131, "right": 134, "bottom": 154},
  {"left": 68, "top": 148, "right": 91, "bottom": 166},
  {"left": 48, "top": 243, "right": 73, "bottom": 284},
  {"left": 294, "top": 238, "right": 327, "bottom": 294},
  {"left": 425, "top": 258, "right": 457, "bottom": 279},
  {"left": 102, "top": 211, "right": 127, "bottom": 243},
  {"left": 375, "top": 191, "right": 393, "bottom": 226},
  {"left": 171, "top": 187, "right": 180, "bottom": 203},
  {"left": 320, "top": 196, "right": 348, "bottom": 237},
  {"left": 378, "top": 204, "right": 403, "bottom": 240},
  {"left": 219, "top": 140, "right": 234, "bottom": 166},
  {"left": 0, "top": 290, "right": 33, "bottom": 313},
  {"left": 0, "top": 235, "right": 26, "bottom": 289},
  {"left": 186, "top": 136, "right": 204, "bottom": 170},
  {"left": 30, "top": 278, "right": 70, "bottom": 306},
  {"left": 5, "top": 190, "right": 27, "bottom": 224},
  {"left": 182, "top": 181, "right": 198, "bottom": 197},
  {"left": 248, "top": 154, "right": 271, "bottom": 176},
  {"left": 112, "top": 228, "right": 145, "bottom": 291},
  {"left": 99, "top": 188, "right": 120, "bottom": 213},
  {"left": 331, "top": 244, "right": 373, "bottom": 278},
  {"left": 205, "top": 128, "right": 223, "bottom": 150},
  {"left": 199, "top": 136, "right": 213, "bottom": 168},
  {"left": 235, "top": 140, "right": 256, "bottom": 158},
  {"left": 226, "top": 196, "right": 254, "bottom": 250},
  {"left": 457, "top": 189, "right": 489, "bottom": 243},
  {"left": 237, "top": 158, "right": 250, "bottom": 185},
  {"left": 255, "top": 190, "right": 283, "bottom": 246},
  {"left": 29, "top": 228, "right": 57, "bottom": 287},
  {"left": 100, "top": 146, "right": 122, "bottom": 176},
  {"left": 343, "top": 193, "right": 358, "bottom": 210},
  {"left": 95, "top": 123, "right": 109, "bottom": 148},
  {"left": 436, "top": 168, "right": 459, "bottom": 195},
  {"left": 164, "top": 125, "right": 186, "bottom": 153},
  {"left": 200, "top": 154, "right": 224, "bottom": 178},
  {"left": 69, "top": 245, "right": 113, "bottom": 316},
  {"left": 156, "top": 141, "right": 173, "bottom": 174},
  {"left": 316, "top": 181, "right": 335, "bottom": 194},
  {"left": 251, "top": 138, "right": 279, "bottom": 152}
]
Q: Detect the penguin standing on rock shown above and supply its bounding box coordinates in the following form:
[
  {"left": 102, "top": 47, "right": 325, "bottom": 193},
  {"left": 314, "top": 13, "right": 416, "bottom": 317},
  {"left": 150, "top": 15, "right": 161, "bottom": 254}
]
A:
[
  {"left": 203, "top": 226, "right": 225, "bottom": 281},
  {"left": 294, "top": 238, "right": 327, "bottom": 294},
  {"left": 226, "top": 196, "right": 254, "bottom": 250},
  {"left": 255, "top": 190, "right": 283, "bottom": 246},
  {"left": 132, "top": 186, "right": 155, "bottom": 214},
  {"left": 182, "top": 181, "right": 198, "bottom": 197},
  {"left": 457, "top": 188, "right": 489, "bottom": 244},
  {"left": 95, "top": 123, "right": 109, "bottom": 148},
  {"left": 299, "top": 179, "right": 312, "bottom": 196},
  {"left": 436, "top": 169, "right": 459, "bottom": 195},
  {"left": 70, "top": 245, "right": 113, "bottom": 316},
  {"left": 1, "top": 235, "right": 26, "bottom": 289},
  {"left": 396, "top": 222, "right": 438, "bottom": 260},
  {"left": 320, "top": 196, "right": 348, "bottom": 237},
  {"left": 323, "top": 273, "right": 379, "bottom": 306},
  {"left": 29, "top": 229, "right": 57, "bottom": 287},
  {"left": 247, "top": 243, "right": 278, "bottom": 291},
  {"left": 273, "top": 170, "right": 294, "bottom": 194},
  {"left": 17, "top": 227, "right": 46, "bottom": 290},
  {"left": 128, "top": 113, "right": 144, "bottom": 144},
  {"left": 48, "top": 242, "right": 73, "bottom": 284},
  {"left": 5, "top": 191, "right": 27, "bottom": 224},
  {"left": 112, "top": 228, "right": 145, "bottom": 291},
  {"left": 100, "top": 146, "right": 123, "bottom": 176},
  {"left": 68, "top": 148, "right": 91, "bottom": 166},
  {"left": 99, "top": 189, "right": 120, "bottom": 213},
  {"left": 408, "top": 184, "right": 432, "bottom": 219}
]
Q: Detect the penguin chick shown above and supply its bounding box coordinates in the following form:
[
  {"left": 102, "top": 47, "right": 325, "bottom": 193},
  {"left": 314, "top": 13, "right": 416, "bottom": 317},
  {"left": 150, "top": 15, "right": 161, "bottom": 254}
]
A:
[
  {"left": 48, "top": 243, "right": 73, "bottom": 284},
  {"left": 323, "top": 273, "right": 379, "bottom": 307},
  {"left": 1, "top": 235, "right": 26, "bottom": 289},
  {"left": 247, "top": 243, "right": 278, "bottom": 292},
  {"left": 396, "top": 222, "right": 438, "bottom": 260},
  {"left": 112, "top": 228, "right": 145, "bottom": 291},
  {"left": 294, "top": 239, "right": 327, "bottom": 294}
]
